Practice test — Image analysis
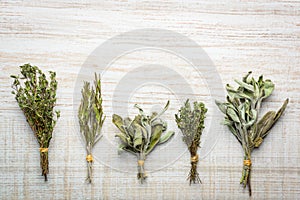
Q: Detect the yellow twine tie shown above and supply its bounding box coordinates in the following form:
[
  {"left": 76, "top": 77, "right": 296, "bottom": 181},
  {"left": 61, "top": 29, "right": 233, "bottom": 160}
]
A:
[
  {"left": 39, "top": 148, "right": 48, "bottom": 153},
  {"left": 191, "top": 154, "right": 199, "bottom": 163},
  {"left": 243, "top": 159, "right": 252, "bottom": 166},
  {"left": 138, "top": 160, "right": 145, "bottom": 166},
  {"left": 86, "top": 154, "right": 93, "bottom": 162}
]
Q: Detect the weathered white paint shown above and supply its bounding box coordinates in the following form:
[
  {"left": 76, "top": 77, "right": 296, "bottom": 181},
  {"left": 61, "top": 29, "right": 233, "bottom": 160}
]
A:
[{"left": 0, "top": 0, "right": 299, "bottom": 199}]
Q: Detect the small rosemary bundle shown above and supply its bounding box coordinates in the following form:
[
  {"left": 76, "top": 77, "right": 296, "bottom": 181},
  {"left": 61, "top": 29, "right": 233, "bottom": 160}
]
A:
[
  {"left": 11, "top": 64, "right": 60, "bottom": 181},
  {"left": 78, "top": 73, "right": 105, "bottom": 183},
  {"left": 215, "top": 71, "right": 288, "bottom": 196},
  {"left": 175, "top": 99, "right": 207, "bottom": 184},
  {"left": 112, "top": 101, "right": 174, "bottom": 183}
]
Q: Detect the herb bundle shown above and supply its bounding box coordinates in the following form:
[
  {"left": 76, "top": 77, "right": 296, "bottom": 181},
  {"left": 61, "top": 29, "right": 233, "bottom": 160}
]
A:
[
  {"left": 175, "top": 99, "right": 207, "bottom": 184},
  {"left": 11, "top": 64, "right": 60, "bottom": 181},
  {"left": 78, "top": 73, "right": 105, "bottom": 183},
  {"left": 112, "top": 101, "right": 174, "bottom": 183},
  {"left": 215, "top": 71, "right": 288, "bottom": 196}
]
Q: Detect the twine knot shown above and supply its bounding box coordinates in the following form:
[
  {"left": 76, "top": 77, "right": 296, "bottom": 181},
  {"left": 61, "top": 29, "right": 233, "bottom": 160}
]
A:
[
  {"left": 243, "top": 159, "right": 252, "bottom": 166},
  {"left": 138, "top": 160, "right": 145, "bottom": 166},
  {"left": 86, "top": 154, "right": 93, "bottom": 162},
  {"left": 39, "top": 148, "right": 48, "bottom": 153},
  {"left": 191, "top": 154, "right": 199, "bottom": 163}
]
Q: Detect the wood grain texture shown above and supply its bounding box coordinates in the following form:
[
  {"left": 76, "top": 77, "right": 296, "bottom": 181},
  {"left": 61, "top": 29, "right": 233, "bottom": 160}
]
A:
[{"left": 0, "top": 0, "right": 299, "bottom": 199}]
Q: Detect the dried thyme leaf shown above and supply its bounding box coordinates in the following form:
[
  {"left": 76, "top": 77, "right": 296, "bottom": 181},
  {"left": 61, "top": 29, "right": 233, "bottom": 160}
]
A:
[
  {"left": 78, "top": 73, "right": 105, "bottom": 183},
  {"left": 175, "top": 99, "right": 207, "bottom": 184},
  {"left": 215, "top": 71, "right": 288, "bottom": 196},
  {"left": 11, "top": 64, "right": 60, "bottom": 181},
  {"left": 112, "top": 101, "right": 174, "bottom": 183}
]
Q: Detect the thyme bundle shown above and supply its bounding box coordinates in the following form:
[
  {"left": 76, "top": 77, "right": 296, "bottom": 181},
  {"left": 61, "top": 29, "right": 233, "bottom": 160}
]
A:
[
  {"left": 11, "top": 64, "right": 60, "bottom": 181},
  {"left": 112, "top": 101, "right": 174, "bottom": 183},
  {"left": 78, "top": 73, "right": 105, "bottom": 183},
  {"left": 175, "top": 99, "right": 207, "bottom": 184},
  {"left": 215, "top": 71, "right": 288, "bottom": 196}
]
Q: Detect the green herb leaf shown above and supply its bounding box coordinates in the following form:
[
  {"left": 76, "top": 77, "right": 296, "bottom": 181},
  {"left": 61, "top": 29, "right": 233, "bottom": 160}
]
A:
[
  {"left": 234, "top": 79, "right": 254, "bottom": 92},
  {"left": 215, "top": 100, "right": 227, "bottom": 114},
  {"left": 226, "top": 107, "right": 240, "bottom": 123},
  {"left": 261, "top": 80, "right": 274, "bottom": 99},
  {"left": 159, "top": 131, "right": 175, "bottom": 144},
  {"left": 112, "top": 114, "right": 126, "bottom": 134}
]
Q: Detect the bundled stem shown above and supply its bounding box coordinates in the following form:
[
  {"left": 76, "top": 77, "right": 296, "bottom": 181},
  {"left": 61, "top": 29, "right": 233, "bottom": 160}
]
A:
[
  {"left": 175, "top": 100, "right": 207, "bottom": 184},
  {"left": 11, "top": 64, "right": 60, "bottom": 181},
  {"left": 215, "top": 71, "right": 288, "bottom": 196},
  {"left": 188, "top": 142, "right": 201, "bottom": 184},
  {"left": 241, "top": 154, "right": 252, "bottom": 195},
  {"left": 137, "top": 153, "right": 146, "bottom": 181},
  {"left": 78, "top": 73, "right": 105, "bottom": 183},
  {"left": 112, "top": 101, "right": 174, "bottom": 183}
]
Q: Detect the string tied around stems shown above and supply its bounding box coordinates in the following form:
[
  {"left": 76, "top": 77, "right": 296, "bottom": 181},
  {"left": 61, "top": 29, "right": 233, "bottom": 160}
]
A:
[
  {"left": 86, "top": 154, "right": 93, "bottom": 162},
  {"left": 138, "top": 160, "right": 145, "bottom": 166},
  {"left": 137, "top": 159, "right": 147, "bottom": 181},
  {"left": 190, "top": 154, "right": 199, "bottom": 163},
  {"left": 243, "top": 159, "right": 252, "bottom": 167},
  {"left": 39, "top": 148, "right": 48, "bottom": 153}
]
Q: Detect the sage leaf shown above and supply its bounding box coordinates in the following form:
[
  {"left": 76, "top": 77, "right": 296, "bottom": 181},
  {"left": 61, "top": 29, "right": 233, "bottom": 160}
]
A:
[
  {"left": 115, "top": 133, "right": 129, "bottom": 144},
  {"left": 261, "top": 80, "right": 274, "bottom": 99},
  {"left": 215, "top": 100, "right": 227, "bottom": 114},
  {"left": 112, "top": 114, "right": 126, "bottom": 134},
  {"left": 234, "top": 79, "right": 254, "bottom": 92},
  {"left": 159, "top": 131, "right": 175, "bottom": 144},
  {"left": 227, "top": 107, "right": 240, "bottom": 123}
]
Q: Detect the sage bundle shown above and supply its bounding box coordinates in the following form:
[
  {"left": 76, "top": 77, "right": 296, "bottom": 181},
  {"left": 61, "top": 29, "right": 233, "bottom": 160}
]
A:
[
  {"left": 78, "top": 73, "right": 105, "bottom": 183},
  {"left": 215, "top": 71, "right": 288, "bottom": 196},
  {"left": 112, "top": 101, "right": 174, "bottom": 183},
  {"left": 175, "top": 100, "right": 207, "bottom": 184},
  {"left": 11, "top": 64, "right": 60, "bottom": 181}
]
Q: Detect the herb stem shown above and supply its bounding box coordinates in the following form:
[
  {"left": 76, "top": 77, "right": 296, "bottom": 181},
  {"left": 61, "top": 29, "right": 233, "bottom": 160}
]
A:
[
  {"left": 40, "top": 151, "right": 49, "bottom": 181},
  {"left": 137, "top": 152, "right": 146, "bottom": 183}
]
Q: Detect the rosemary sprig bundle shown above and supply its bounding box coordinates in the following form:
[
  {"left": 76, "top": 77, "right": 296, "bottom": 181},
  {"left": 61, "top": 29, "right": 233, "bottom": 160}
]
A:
[
  {"left": 175, "top": 99, "right": 207, "bottom": 184},
  {"left": 215, "top": 71, "right": 288, "bottom": 196},
  {"left": 11, "top": 64, "right": 60, "bottom": 181},
  {"left": 112, "top": 101, "right": 174, "bottom": 183},
  {"left": 78, "top": 73, "right": 105, "bottom": 183}
]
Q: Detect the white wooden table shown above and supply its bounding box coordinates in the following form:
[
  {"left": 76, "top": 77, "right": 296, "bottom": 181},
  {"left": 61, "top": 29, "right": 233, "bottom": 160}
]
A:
[{"left": 1, "top": 0, "right": 299, "bottom": 199}]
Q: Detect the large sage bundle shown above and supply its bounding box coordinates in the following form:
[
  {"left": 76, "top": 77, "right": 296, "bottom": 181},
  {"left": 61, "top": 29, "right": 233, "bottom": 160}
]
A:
[{"left": 215, "top": 71, "right": 288, "bottom": 195}]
